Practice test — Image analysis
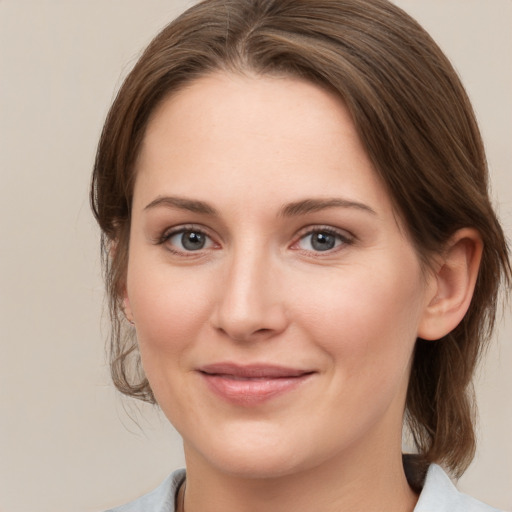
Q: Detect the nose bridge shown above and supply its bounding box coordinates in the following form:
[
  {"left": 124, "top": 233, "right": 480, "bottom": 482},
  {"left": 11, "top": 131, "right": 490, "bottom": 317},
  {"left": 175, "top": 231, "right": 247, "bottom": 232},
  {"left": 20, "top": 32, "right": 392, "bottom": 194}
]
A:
[{"left": 212, "top": 238, "right": 286, "bottom": 341}]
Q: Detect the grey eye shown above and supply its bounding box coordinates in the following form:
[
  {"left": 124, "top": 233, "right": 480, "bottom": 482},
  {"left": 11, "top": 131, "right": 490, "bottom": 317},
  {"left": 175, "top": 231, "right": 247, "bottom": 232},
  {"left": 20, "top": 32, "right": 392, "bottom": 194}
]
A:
[
  {"left": 168, "top": 230, "right": 211, "bottom": 251},
  {"left": 310, "top": 232, "right": 336, "bottom": 251},
  {"left": 297, "top": 230, "right": 347, "bottom": 252}
]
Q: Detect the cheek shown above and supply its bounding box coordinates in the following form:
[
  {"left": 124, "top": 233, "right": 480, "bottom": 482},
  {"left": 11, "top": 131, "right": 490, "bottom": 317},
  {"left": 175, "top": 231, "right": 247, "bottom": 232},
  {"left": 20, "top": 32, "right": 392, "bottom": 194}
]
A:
[
  {"left": 292, "top": 260, "right": 425, "bottom": 379},
  {"left": 126, "top": 263, "right": 217, "bottom": 412},
  {"left": 126, "top": 262, "right": 214, "bottom": 357}
]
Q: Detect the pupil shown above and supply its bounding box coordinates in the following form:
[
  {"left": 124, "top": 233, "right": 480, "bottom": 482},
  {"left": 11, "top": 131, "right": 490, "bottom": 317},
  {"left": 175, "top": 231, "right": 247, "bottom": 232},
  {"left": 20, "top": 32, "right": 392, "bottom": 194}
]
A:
[
  {"left": 182, "top": 231, "right": 205, "bottom": 250},
  {"left": 311, "top": 232, "right": 335, "bottom": 251}
]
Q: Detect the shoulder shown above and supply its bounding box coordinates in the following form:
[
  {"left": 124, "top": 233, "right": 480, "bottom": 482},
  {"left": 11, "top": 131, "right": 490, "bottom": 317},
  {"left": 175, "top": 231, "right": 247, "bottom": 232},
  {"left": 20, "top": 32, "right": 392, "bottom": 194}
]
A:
[
  {"left": 104, "top": 468, "right": 185, "bottom": 512},
  {"left": 415, "top": 464, "right": 503, "bottom": 512}
]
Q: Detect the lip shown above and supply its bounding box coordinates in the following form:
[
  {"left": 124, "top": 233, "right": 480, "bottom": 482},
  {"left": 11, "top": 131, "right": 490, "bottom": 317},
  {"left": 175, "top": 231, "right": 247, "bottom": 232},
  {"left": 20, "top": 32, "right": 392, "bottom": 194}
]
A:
[{"left": 197, "top": 363, "right": 315, "bottom": 406}]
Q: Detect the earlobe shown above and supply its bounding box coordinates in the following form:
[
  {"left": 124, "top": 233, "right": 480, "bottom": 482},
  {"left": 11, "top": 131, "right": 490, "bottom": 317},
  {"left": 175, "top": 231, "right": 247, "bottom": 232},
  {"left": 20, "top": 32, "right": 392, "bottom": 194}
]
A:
[{"left": 418, "top": 228, "right": 483, "bottom": 341}]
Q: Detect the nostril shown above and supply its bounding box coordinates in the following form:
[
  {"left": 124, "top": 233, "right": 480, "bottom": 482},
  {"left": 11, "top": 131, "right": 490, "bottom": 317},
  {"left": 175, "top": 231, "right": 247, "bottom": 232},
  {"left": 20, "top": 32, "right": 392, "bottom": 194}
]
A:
[
  {"left": 213, "top": 325, "right": 278, "bottom": 343},
  {"left": 210, "top": 285, "right": 289, "bottom": 342}
]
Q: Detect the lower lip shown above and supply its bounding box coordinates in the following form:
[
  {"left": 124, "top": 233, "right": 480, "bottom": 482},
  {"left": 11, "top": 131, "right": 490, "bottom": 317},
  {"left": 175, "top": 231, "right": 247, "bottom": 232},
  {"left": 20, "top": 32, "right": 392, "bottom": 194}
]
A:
[{"left": 199, "top": 373, "right": 312, "bottom": 406}]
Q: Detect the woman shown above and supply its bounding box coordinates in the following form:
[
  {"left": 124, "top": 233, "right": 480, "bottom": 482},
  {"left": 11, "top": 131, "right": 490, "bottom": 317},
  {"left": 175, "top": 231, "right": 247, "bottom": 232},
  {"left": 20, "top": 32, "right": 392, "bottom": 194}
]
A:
[{"left": 91, "top": 0, "right": 511, "bottom": 511}]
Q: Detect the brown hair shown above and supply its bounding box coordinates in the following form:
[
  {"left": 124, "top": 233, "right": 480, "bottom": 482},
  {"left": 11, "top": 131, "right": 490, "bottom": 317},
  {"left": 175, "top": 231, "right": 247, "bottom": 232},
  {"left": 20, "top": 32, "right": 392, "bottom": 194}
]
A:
[{"left": 91, "top": 0, "right": 511, "bottom": 478}]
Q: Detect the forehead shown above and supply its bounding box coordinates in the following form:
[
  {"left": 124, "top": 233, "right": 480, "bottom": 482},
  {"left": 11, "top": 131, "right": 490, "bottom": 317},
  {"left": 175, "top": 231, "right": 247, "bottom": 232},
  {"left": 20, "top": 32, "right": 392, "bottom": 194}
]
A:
[
  {"left": 141, "top": 72, "right": 361, "bottom": 160},
  {"left": 134, "top": 72, "right": 389, "bottom": 212}
]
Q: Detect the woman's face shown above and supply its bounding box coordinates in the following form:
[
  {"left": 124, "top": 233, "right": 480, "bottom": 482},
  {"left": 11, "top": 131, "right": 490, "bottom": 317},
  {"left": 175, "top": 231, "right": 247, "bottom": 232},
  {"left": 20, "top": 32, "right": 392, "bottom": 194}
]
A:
[{"left": 125, "top": 73, "right": 435, "bottom": 478}]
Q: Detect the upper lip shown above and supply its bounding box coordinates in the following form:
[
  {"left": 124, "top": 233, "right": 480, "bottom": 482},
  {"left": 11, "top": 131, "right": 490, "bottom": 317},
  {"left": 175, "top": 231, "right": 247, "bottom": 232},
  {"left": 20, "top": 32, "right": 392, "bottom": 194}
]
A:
[{"left": 198, "top": 363, "right": 314, "bottom": 378}]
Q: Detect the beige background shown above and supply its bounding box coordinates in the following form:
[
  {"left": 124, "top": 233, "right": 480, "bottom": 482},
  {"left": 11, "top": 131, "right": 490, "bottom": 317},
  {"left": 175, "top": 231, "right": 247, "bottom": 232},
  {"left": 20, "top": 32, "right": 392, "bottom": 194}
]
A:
[{"left": 0, "top": 1, "right": 510, "bottom": 511}]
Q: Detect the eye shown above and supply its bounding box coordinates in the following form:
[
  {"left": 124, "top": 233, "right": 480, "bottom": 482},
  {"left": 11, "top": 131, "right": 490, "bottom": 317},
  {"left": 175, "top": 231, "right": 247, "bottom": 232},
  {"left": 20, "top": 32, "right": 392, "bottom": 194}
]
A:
[
  {"left": 295, "top": 228, "right": 352, "bottom": 253},
  {"left": 162, "top": 228, "right": 215, "bottom": 253}
]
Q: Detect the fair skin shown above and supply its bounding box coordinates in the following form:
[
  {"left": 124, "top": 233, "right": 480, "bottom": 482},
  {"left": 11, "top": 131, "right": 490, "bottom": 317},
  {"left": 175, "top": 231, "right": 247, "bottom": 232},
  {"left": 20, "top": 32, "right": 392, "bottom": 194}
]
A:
[{"left": 123, "top": 73, "right": 482, "bottom": 512}]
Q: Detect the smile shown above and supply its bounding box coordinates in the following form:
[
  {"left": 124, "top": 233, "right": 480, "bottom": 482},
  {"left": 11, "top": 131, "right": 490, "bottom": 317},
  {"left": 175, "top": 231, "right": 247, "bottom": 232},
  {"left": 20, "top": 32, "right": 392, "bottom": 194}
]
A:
[{"left": 197, "top": 363, "right": 315, "bottom": 406}]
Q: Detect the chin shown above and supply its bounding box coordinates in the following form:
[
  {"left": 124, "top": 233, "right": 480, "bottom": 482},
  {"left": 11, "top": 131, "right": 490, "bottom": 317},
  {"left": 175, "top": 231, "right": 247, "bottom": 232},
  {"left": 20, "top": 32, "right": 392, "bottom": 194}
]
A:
[
  {"left": 203, "top": 448, "right": 311, "bottom": 480},
  {"left": 182, "top": 420, "right": 340, "bottom": 480}
]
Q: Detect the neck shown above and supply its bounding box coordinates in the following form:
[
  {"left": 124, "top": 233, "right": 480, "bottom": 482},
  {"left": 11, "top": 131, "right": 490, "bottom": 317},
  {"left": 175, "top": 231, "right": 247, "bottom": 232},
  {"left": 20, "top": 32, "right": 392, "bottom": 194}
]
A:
[{"left": 181, "top": 441, "right": 418, "bottom": 512}]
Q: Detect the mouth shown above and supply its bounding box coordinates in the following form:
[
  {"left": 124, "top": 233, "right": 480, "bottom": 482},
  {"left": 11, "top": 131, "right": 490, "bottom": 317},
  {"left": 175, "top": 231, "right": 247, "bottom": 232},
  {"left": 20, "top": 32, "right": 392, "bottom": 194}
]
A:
[{"left": 197, "top": 363, "right": 316, "bottom": 406}]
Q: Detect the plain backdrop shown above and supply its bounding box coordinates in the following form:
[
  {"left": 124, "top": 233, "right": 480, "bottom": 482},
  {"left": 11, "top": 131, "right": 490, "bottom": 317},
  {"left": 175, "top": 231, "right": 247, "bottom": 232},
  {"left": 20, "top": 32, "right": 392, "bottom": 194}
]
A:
[{"left": 0, "top": 1, "right": 511, "bottom": 511}]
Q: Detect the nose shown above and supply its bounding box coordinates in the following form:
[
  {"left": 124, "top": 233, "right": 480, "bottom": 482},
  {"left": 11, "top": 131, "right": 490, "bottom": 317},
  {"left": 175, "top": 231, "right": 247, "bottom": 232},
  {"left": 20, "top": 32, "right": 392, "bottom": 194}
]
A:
[{"left": 210, "top": 248, "right": 289, "bottom": 342}]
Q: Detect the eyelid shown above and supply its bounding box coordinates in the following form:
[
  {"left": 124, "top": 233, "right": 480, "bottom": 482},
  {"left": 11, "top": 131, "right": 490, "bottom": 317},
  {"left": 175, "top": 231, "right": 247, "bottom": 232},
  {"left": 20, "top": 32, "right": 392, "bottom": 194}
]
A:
[
  {"left": 290, "top": 225, "right": 355, "bottom": 252},
  {"left": 155, "top": 224, "right": 220, "bottom": 255},
  {"left": 155, "top": 222, "right": 208, "bottom": 239},
  {"left": 153, "top": 223, "right": 353, "bottom": 255}
]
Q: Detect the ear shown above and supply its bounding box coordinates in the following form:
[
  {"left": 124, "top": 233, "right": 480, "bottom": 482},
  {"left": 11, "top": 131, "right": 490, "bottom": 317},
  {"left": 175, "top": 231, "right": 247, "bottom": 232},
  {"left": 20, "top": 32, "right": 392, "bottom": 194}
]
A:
[
  {"left": 122, "top": 292, "right": 135, "bottom": 325},
  {"left": 418, "top": 228, "right": 483, "bottom": 340},
  {"left": 110, "top": 240, "right": 134, "bottom": 325}
]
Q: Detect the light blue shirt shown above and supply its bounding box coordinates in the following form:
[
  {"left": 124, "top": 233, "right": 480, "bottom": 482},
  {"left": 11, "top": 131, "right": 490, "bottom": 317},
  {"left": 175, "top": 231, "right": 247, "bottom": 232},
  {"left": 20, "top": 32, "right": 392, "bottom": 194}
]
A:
[{"left": 105, "top": 465, "right": 502, "bottom": 512}]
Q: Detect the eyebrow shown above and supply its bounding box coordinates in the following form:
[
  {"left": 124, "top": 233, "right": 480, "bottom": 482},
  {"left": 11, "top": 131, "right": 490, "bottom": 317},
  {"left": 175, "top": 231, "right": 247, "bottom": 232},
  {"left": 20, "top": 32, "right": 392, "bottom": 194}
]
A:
[
  {"left": 143, "top": 195, "right": 376, "bottom": 217},
  {"left": 279, "top": 198, "right": 376, "bottom": 217},
  {"left": 144, "top": 196, "right": 218, "bottom": 215}
]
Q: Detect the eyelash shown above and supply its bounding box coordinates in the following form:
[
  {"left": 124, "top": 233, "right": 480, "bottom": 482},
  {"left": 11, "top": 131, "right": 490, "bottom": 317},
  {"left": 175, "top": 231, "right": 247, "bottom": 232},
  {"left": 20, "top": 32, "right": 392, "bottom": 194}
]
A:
[
  {"left": 292, "top": 226, "right": 354, "bottom": 254},
  {"left": 156, "top": 225, "right": 216, "bottom": 256},
  {"left": 155, "top": 225, "right": 354, "bottom": 256}
]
